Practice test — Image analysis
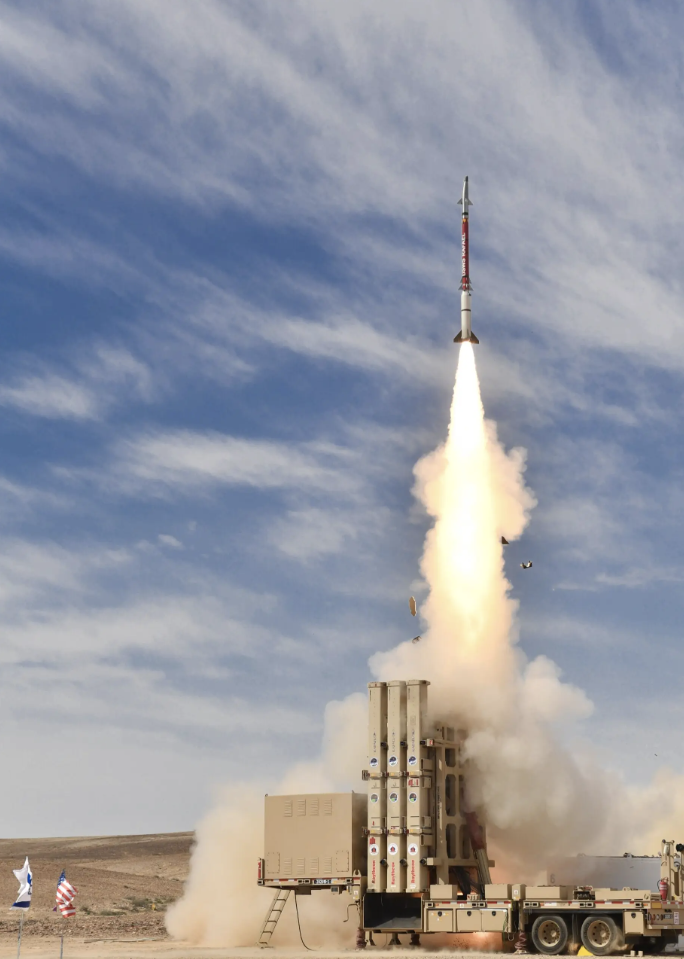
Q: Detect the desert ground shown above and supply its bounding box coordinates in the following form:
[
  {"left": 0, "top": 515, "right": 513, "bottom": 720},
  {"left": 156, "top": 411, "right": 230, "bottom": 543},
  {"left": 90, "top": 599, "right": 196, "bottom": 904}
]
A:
[
  {"left": 3, "top": 946, "right": 514, "bottom": 959},
  {"left": 0, "top": 833, "right": 191, "bottom": 954},
  {"left": 0, "top": 834, "right": 680, "bottom": 959},
  {"left": 0, "top": 833, "right": 513, "bottom": 958}
]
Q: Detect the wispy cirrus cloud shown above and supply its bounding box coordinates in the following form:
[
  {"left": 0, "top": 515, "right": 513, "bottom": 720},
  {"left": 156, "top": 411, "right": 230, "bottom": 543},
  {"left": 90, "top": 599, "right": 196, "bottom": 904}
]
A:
[
  {"left": 2, "top": 1, "right": 683, "bottom": 371},
  {"left": 269, "top": 506, "right": 367, "bottom": 562},
  {"left": 99, "top": 429, "right": 362, "bottom": 497},
  {"left": 0, "top": 372, "right": 96, "bottom": 419},
  {"left": 0, "top": 0, "right": 683, "bottom": 835},
  {"left": 0, "top": 343, "right": 153, "bottom": 420}
]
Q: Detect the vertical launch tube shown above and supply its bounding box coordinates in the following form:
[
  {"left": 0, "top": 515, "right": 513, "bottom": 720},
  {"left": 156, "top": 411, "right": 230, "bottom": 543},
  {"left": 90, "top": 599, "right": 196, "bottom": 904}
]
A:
[
  {"left": 386, "top": 681, "right": 407, "bottom": 892},
  {"left": 367, "top": 682, "right": 387, "bottom": 892},
  {"left": 406, "top": 680, "right": 431, "bottom": 892}
]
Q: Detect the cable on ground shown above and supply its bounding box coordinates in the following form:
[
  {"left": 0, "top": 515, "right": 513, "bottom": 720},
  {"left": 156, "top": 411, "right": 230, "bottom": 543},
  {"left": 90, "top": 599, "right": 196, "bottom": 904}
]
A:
[{"left": 294, "top": 893, "right": 314, "bottom": 951}]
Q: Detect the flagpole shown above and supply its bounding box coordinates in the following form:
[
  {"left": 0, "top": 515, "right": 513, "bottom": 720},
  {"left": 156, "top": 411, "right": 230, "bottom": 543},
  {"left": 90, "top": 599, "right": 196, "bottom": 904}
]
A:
[
  {"left": 55, "top": 866, "right": 77, "bottom": 959},
  {"left": 16, "top": 911, "right": 24, "bottom": 959},
  {"left": 59, "top": 863, "right": 64, "bottom": 959}
]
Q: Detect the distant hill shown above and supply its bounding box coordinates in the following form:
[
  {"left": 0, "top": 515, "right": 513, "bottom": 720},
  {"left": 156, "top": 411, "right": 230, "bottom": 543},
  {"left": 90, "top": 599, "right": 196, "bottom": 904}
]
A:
[{"left": 0, "top": 832, "right": 193, "bottom": 941}]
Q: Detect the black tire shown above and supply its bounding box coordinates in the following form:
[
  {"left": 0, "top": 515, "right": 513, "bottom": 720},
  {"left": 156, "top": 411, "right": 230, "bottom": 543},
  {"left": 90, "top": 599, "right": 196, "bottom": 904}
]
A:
[
  {"left": 531, "top": 915, "right": 569, "bottom": 955},
  {"left": 581, "top": 916, "right": 622, "bottom": 956}
]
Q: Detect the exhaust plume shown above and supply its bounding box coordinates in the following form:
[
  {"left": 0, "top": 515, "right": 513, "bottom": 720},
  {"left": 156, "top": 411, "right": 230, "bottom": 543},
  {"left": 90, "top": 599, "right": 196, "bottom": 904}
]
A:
[
  {"left": 168, "top": 344, "right": 677, "bottom": 944},
  {"left": 370, "top": 344, "right": 617, "bottom": 872}
]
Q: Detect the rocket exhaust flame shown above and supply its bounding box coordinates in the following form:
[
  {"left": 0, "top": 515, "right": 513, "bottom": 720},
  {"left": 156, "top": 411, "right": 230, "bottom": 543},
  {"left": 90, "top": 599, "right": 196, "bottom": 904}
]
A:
[
  {"left": 371, "top": 341, "right": 535, "bottom": 710},
  {"left": 426, "top": 343, "right": 498, "bottom": 646}
]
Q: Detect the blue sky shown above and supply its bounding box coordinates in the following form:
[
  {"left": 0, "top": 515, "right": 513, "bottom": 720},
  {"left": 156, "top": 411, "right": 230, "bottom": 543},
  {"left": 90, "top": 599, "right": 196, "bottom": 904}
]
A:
[{"left": 1, "top": 0, "right": 683, "bottom": 836}]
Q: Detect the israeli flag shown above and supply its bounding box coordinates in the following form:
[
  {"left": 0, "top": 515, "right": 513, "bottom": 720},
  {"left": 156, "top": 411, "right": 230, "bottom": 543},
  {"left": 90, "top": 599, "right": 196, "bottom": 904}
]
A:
[{"left": 11, "top": 858, "right": 32, "bottom": 910}]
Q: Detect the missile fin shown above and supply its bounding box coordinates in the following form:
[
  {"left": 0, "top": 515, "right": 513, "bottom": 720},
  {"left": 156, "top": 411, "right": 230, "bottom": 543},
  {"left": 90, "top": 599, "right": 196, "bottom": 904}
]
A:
[
  {"left": 454, "top": 332, "right": 463, "bottom": 343},
  {"left": 470, "top": 333, "right": 479, "bottom": 344}
]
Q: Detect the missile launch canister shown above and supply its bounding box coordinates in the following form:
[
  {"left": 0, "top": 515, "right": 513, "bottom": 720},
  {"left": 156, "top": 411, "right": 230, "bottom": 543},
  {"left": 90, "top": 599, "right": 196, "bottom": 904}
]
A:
[
  {"left": 454, "top": 176, "right": 479, "bottom": 345},
  {"left": 367, "top": 682, "right": 388, "bottom": 891},
  {"left": 406, "top": 679, "right": 431, "bottom": 892},
  {"left": 366, "top": 677, "right": 490, "bottom": 902},
  {"left": 386, "top": 681, "right": 408, "bottom": 892}
]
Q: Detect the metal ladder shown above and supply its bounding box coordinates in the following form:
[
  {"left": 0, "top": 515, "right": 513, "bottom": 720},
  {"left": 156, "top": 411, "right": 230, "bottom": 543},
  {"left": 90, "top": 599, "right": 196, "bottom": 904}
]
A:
[{"left": 257, "top": 888, "right": 291, "bottom": 947}]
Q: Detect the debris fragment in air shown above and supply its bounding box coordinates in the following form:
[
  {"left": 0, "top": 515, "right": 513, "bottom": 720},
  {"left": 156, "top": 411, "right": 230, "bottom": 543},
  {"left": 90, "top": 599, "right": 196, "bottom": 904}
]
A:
[
  {"left": 520, "top": 561, "right": 533, "bottom": 569},
  {"left": 409, "top": 596, "right": 417, "bottom": 616}
]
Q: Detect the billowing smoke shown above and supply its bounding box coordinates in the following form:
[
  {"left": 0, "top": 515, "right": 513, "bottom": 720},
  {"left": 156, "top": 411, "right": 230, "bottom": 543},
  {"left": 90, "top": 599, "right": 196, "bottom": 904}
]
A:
[
  {"left": 167, "top": 345, "right": 678, "bottom": 945},
  {"left": 166, "top": 697, "right": 368, "bottom": 947}
]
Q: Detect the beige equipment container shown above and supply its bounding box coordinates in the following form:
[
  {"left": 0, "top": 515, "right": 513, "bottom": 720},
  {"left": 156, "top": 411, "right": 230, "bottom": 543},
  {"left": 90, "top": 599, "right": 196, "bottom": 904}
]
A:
[
  {"left": 525, "top": 885, "right": 571, "bottom": 900},
  {"left": 263, "top": 792, "right": 366, "bottom": 884},
  {"left": 425, "top": 906, "right": 454, "bottom": 932}
]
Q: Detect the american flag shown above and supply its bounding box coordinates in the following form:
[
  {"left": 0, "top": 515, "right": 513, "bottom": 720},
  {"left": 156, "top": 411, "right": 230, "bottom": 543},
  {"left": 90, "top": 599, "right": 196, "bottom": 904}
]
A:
[{"left": 55, "top": 871, "right": 77, "bottom": 918}]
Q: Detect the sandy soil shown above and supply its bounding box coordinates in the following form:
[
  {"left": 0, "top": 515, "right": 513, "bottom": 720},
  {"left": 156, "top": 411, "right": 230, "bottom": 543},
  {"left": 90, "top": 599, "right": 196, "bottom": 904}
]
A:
[
  {"left": 0, "top": 833, "right": 192, "bottom": 949},
  {"left": 0, "top": 831, "right": 513, "bottom": 957},
  {"left": 1, "top": 836, "right": 681, "bottom": 959},
  {"left": 2, "top": 949, "right": 513, "bottom": 959}
]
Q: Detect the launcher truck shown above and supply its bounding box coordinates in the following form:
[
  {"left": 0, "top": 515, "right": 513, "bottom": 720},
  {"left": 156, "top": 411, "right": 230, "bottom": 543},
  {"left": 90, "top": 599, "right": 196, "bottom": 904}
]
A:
[{"left": 257, "top": 679, "right": 684, "bottom": 955}]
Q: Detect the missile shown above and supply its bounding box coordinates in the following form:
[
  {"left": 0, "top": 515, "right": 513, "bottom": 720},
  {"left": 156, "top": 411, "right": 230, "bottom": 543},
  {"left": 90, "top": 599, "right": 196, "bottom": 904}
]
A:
[{"left": 454, "top": 176, "right": 479, "bottom": 345}]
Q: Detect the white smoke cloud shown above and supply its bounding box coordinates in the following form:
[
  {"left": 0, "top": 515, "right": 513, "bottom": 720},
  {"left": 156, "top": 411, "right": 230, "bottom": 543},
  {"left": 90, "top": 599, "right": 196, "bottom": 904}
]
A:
[
  {"left": 168, "top": 345, "right": 683, "bottom": 944},
  {"left": 166, "top": 695, "right": 367, "bottom": 947}
]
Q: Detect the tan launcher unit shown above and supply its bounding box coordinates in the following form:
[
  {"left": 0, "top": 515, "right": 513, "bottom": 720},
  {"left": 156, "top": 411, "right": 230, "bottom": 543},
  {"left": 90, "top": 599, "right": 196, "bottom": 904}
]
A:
[
  {"left": 366, "top": 679, "right": 490, "bottom": 896},
  {"left": 259, "top": 683, "right": 684, "bottom": 955},
  {"left": 260, "top": 678, "right": 490, "bottom": 901}
]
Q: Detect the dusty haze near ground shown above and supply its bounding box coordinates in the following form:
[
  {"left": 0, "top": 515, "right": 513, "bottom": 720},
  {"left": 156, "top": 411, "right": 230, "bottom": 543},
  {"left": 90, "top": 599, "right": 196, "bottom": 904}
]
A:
[
  {"left": 2, "top": 948, "right": 515, "bottom": 959},
  {"left": 0, "top": 833, "right": 192, "bottom": 944},
  {"left": 0, "top": 833, "right": 520, "bottom": 955}
]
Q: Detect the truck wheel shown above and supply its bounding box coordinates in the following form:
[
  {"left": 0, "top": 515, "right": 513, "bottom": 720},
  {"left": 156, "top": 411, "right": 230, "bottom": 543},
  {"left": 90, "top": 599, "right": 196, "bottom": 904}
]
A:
[
  {"left": 531, "top": 915, "right": 569, "bottom": 955},
  {"left": 581, "top": 916, "right": 622, "bottom": 956}
]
